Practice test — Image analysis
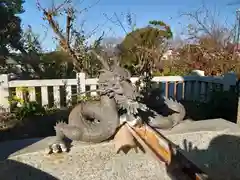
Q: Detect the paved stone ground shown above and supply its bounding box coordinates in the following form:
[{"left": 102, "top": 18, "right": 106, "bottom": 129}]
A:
[{"left": 0, "top": 118, "right": 239, "bottom": 180}]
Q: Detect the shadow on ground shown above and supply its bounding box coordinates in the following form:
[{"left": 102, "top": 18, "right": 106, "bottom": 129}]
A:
[
  {"left": 167, "top": 134, "right": 240, "bottom": 180},
  {"left": 0, "top": 138, "right": 44, "bottom": 161},
  {"left": 0, "top": 159, "right": 58, "bottom": 180}
]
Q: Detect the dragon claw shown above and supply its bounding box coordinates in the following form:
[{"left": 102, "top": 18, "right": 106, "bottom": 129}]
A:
[
  {"left": 47, "top": 142, "right": 68, "bottom": 154},
  {"left": 52, "top": 144, "right": 60, "bottom": 153},
  {"left": 60, "top": 143, "right": 68, "bottom": 152}
]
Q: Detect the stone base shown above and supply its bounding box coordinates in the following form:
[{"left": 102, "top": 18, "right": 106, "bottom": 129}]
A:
[
  {"left": 162, "top": 118, "right": 240, "bottom": 180},
  {"left": 0, "top": 118, "right": 240, "bottom": 179},
  {"left": 0, "top": 142, "right": 171, "bottom": 180}
]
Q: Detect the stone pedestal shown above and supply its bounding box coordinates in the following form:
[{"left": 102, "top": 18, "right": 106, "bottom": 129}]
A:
[{"left": 0, "top": 118, "right": 239, "bottom": 179}]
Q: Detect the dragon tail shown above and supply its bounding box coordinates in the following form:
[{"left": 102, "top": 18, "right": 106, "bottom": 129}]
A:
[{"left": 163, "top": 96, "right": 186, "bottom": 122}]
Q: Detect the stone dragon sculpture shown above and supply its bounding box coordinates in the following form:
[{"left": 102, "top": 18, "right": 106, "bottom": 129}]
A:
[{"left": 48, "top": 52, "right": 186, "bottom": 154}]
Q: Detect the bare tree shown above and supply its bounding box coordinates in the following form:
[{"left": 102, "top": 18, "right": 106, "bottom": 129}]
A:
[
  {"left": 36, "top": 0, "right": 104, "bottom": 73},
  {"left": 169, "top": 4, "right": 239, "bottom": 75},
  {"left": 180, "top": 3, "right": 235, "bottom": 48}
]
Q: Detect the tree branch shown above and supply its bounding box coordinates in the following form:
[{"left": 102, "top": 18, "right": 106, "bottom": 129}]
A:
[
  {"left": 36, "top": 0, "right": 83, "bottom": 72},
  {"left": 66, "top": 7, "right": 73, "bottom": 46}
]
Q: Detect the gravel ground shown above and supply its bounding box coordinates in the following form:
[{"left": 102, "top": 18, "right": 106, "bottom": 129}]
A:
[
  {"left": 0, "top": 142, "right": 172, "bottom": 180},
  {"left": 1, "top": 119, "right": 240, "bottom": 180},
  {"left": 166, "top": 130, "right": 240, "bottom": 180}
]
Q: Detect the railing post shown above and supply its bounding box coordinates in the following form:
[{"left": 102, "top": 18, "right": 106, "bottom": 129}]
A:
[
  {"left": 76, "top": 72, "right": 86, "bottom": 96},
  {"left": 191, "top": 70, "right": 205, "bottom": 76},
  {"left": 188, "top": 70, "right": 205, "bottom": 101},
  {"left": 235, "top": 75, "right": 240, "bottom": 125},
  {"left": 222, "top": 72, "right": 237, "bottom": 91},
  {"left": 0, "top": 74, "right": 10, "bottom": 111},
  {"left": 221, "top": 72, "right": 240, "bottom": 125},
  {"left": 237, "top": 94, "right": 240, "bottom": 126}
]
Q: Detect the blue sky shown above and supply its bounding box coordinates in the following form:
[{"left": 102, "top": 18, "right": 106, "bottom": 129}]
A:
[{"left": 19, "top": 0, "right": 239, "bottom": 51}]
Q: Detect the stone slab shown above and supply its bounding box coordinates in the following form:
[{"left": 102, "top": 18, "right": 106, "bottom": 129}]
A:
[
  {"left": 161, "top": 119, "right": 240, "bottom": 180},
  {"left": 0, "top": 118, "right": 240, "bottom": 179},
  {"left": 0, "top": 142, "right": 173, "bottom": 180},
  {"left": 2, "top": 118, "right": 236, "bottom": 160},
  {"left": 160, "top": 118, "right": 240, "bottom": 135}
]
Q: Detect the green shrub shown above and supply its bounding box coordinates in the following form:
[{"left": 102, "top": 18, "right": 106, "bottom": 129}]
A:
[
  {"left": 182, "top": 87, "right": 238, "bottom": 122},
  {"left": 205, "top": 88, "right": 237, "bottom": 121},
  {"left": 12, "top": 101, "right": 46, "bottom": 121}
]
